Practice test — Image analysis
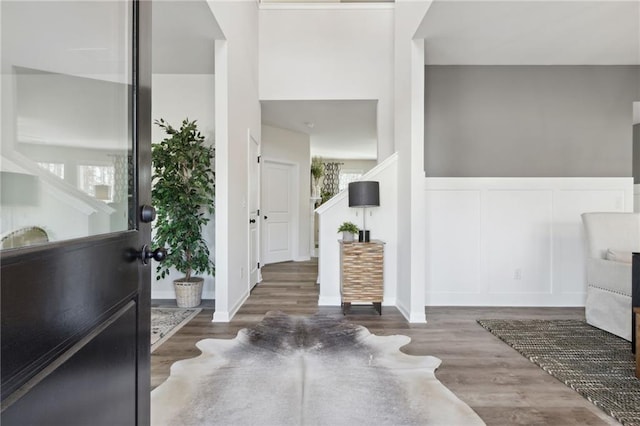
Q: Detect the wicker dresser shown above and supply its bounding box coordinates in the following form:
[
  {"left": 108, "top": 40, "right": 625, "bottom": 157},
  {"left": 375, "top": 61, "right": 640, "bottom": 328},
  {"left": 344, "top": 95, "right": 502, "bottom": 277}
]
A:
[{"left": 339, "top": 240, "right": 384, "bottom": 315}]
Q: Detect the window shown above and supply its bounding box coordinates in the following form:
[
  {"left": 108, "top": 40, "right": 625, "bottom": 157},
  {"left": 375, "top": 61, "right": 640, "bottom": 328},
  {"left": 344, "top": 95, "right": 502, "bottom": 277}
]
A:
[
  {"left": 78, "top": 164, "right": 115, "bottom": 202},
  {"left": 339, "top": 169, "right": 363, "bottom": 192},
  {"left": 37, "top": 162, "right": 64, "bottom": 179}
]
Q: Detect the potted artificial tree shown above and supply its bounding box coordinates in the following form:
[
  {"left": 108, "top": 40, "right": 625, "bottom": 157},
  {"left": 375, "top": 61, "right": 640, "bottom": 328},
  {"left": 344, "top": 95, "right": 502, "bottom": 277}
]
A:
[
  {"left": 338, "top": 221, "right": 359, "bottom": 242},
  {"left": 152, "top": 118, "right": 215, "bottom": 308}
]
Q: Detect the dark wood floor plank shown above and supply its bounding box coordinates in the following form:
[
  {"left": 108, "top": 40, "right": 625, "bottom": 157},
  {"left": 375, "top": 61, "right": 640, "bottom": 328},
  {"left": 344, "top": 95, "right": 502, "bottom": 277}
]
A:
[{"left": 151, "top": 259, "right": 619, "bottom": 425}]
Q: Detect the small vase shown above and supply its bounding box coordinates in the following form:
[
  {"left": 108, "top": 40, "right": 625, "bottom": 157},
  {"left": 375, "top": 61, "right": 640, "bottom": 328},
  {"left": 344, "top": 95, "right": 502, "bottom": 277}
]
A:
[
  {"left": 358, "top": 230, "right": 370, "bottom": 242},
  {"left": 343, "top": 231, "right": 354, "bottom": 242},
  {"left": 312, "top": 178, "right": 321, "bottom": 198}
]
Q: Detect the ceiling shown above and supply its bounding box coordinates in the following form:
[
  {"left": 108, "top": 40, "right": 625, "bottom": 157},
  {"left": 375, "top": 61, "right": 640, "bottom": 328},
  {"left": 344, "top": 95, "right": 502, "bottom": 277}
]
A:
[
  {"left": 417, "top": 0, "right": 640, "bottom": 65},
  {"left": 152, "top": 0, "right": 640, "bottom": 71},
  {"left": 261, "top": 100, "right": 378, "bottom": 160},
  {"left": 152, "top": 0, "right": 640, "bottom": 160},
  {"left": 152, "top": 1, "right": 222, "bottom": 74}
]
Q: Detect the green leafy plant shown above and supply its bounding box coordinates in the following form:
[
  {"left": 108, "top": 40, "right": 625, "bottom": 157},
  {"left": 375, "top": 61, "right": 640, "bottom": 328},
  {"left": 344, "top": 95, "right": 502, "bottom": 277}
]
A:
[
  {"left": 320, "top": 189, "right": 332, "bottom": 205},
  {"left": 311, "top": 156, "right": 324, "bottom": 180},
  {"left": 338, "top": 221, "right": 359, "bottom": 234},
  {"left": 152, "top": 118, "right": 215, "bottom": 281}
]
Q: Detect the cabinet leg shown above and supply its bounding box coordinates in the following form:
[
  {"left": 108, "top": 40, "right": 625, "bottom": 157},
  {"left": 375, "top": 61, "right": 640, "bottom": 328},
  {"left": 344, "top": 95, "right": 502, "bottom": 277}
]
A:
[
  {"left": 373, "top": 302, "right": 382, "bottom": 315},
  {"left": 342, "top": 302, "right": 351, "bottom": 315}
]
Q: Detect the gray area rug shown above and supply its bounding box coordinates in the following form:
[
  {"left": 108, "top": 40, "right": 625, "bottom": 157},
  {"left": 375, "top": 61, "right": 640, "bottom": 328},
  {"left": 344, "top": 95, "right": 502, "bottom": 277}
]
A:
[
  {"left": 151, "top": 311, "right": 485, "bottom": 425},
  {"left": 478, "top": 319, "right": 640, "bottom": 426},
  {"left": 151, "top": 308, "right": 201, "bottom": 353}
]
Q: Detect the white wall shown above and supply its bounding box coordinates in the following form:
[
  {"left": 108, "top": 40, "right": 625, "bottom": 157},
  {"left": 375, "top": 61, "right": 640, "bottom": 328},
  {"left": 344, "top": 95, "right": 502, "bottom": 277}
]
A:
[
  {"left": 424, "top": 178, "right": 633, "bottom": 306},
  {"left": 1, "top": 156, "right": 113, "bottom": 241},
  {"left": 258, "top": 4, "right": 395, "bottom": 161},
  {"left": 261, "top": 124, "right": 311, "bottom": 261},
  {"left": 395, "top": 0, "right": 432, "bottom": 322},
  {"left": 0, "top": 1, "right": 129, "bottom": 84},
  {"left": 151, "top": 74, "right": 216, "bottom": 145},
  {"left": 317, "top": 153, "right": 398, "bottom": 307},
  {"left": 151, "top": 73, "right": 216, "bottom": 300},
  {"left": 209, "top": 0, "right": 261, "bottom": 322}
]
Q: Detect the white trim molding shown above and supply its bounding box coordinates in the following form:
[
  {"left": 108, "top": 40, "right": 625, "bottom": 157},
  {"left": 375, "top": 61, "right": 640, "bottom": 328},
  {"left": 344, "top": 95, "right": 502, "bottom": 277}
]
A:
[
  {"left": 423, "top": 177, "right": 633, "bottom": 307},
  {"left": 212, "top": 288, "right": 249, "bottom": 323}
]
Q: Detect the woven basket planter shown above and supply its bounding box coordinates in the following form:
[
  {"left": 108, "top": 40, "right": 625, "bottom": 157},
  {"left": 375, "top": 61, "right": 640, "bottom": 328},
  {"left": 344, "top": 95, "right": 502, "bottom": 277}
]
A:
[{"left": 174, "top": 277, "right": 204, "bottom": 308}]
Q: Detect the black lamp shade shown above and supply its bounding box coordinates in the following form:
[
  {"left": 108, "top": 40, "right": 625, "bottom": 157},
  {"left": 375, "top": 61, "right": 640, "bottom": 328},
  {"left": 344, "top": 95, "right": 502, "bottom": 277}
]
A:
[{"left": 348, "top": 181, "right": 379, "bottom": 207}]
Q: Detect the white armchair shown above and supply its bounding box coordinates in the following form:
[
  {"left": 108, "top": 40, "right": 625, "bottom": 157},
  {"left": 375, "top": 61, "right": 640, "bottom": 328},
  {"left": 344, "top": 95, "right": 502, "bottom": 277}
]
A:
[{"left": 581, "top": 212, "right": 639, "bottom": 341}]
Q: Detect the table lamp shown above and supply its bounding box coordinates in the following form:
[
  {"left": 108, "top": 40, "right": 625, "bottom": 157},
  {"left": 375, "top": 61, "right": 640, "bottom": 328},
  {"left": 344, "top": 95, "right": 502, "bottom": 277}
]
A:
[{"left": 348, "top": 181, "right": 379, "bottom": 242}]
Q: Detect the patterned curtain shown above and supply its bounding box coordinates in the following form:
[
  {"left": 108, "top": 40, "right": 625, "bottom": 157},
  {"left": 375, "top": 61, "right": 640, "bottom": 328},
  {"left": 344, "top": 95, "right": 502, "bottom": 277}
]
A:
[
  {"left": 322, "top": 162, "right": 342, "bottom": 197},
  {"left": 112, "top": 154, "right": 128, "bottom": 203}
]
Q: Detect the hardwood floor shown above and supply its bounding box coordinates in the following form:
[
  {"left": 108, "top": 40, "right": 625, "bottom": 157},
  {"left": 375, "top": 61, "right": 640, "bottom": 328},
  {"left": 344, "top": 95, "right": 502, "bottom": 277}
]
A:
[{"left": 151, "top": 259, "right": 619, "bottom": 425}]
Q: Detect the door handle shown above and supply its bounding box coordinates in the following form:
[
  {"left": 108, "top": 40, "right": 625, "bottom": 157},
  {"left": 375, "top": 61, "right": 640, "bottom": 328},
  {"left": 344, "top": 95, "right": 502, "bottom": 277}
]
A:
[
  {"left": 264, "top": 216, "right": 268, "bottom": 220},
  {"left": 137, "top": 245, "right": 167, "bottom": 265},
  {"left": 249, "top": 219, "right": 256, "bottom": 224}
]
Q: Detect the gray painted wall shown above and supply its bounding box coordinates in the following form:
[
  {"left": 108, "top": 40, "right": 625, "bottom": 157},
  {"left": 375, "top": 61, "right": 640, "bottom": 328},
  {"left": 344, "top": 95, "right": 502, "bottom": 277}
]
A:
[
  {"left": 424, "top": 66, "right": 640, "bottom": 177},
  {"left": 634, "top": 124, "right": 640, "bottom": 183}
]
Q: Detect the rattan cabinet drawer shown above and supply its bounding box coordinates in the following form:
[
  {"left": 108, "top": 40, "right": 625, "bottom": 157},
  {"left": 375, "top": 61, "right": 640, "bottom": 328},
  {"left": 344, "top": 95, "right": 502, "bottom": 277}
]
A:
[{"left": 339, "top": 240, "right": 384, "bottom": 314}]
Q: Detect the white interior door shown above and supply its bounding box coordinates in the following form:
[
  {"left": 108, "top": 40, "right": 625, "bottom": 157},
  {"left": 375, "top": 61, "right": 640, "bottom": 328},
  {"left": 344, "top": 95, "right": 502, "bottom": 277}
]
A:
[
  {"left": 262, "top": 161, "right": 294, "bottom": 264},
  {"left": 248, "top": 131, "right": 261, "bottom": 289}
]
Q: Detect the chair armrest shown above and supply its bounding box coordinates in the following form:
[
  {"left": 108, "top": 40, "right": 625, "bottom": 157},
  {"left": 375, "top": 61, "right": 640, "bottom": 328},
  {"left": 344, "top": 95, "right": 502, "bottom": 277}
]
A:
[
  {"left": 634, "top": 253, "right": 640, "bottom": 308},
  {"left": 586, "top": 258, "right": 632, "bottom": 297}
]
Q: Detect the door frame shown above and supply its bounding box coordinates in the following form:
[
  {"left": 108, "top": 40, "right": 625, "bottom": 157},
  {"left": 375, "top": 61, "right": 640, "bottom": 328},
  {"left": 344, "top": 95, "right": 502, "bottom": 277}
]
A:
[
  {"left": 247, "top": 129, "right": 261, "bottom": 290},
  {"left": 261, "top": 158, "right": 299, "bottom": 265},
  {"left": 136, "top": 1, "right": 153, "bottom": 423}
]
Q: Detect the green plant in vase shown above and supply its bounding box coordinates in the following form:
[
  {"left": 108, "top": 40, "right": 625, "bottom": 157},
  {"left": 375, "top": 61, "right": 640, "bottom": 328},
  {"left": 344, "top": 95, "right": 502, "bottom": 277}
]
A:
[
  {"left": 152, "top": 118, "right": 215, "bottom": 307},
  {"left": 338, "top": 221, "right": 359, "bottom": 242}
]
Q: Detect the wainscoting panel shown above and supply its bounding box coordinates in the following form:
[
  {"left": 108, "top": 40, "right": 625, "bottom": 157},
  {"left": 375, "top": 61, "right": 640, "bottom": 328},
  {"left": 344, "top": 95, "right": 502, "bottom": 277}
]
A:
[
  {"left": 424, "top": 178, "right": 633, "bottom": 306},
  {"left": 486, "top": 190, "right": 553, "bottom": 295},
  {"left": 425, "top": 191, "right": 481, "bottom": 294}
]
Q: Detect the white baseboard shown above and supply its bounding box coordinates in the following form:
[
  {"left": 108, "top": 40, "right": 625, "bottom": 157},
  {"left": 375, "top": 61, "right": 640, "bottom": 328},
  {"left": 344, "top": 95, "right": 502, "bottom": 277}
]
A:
[
  {"left": 382, "top": 297, "right": 396, "bottom": 306},
  {"left": 425, "top": 293, "right": 586, "bottom": 306},
  {"left": 409, "top": 310, "right": 427, "bottom": 323},
  {"left": 294, "top": 256, "right": 311, "bottom": 262},
  {"left": 318, "top": 296, "right": 341, "bottom": 306},
  {"left": 212, "top": 290, "right": 249, "bottom": 323},
  {"left": 396, "top": 299, "right": 411, "bottom": 322},
  {"left": 212, "top": 311, "right": 229, "bottom": 322}
]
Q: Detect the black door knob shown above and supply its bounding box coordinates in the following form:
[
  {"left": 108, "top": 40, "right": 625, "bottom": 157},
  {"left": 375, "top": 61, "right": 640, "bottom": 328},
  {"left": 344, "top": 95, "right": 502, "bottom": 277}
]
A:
[
  {"left": 137, "top": 245, "right": 167, "bottom": 265},
  {"left": 249, "top": 219, "right": 256, "bottom": 224},
  {"left": 140, "top": 205, "right": 156, "bottom": 223},
  {"left": 264, "top": 216, "right": 268, "bottom": 220}
]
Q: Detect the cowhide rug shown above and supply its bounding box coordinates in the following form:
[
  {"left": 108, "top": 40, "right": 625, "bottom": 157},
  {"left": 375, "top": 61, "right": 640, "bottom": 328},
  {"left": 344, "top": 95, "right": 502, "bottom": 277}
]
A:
[{"left": 151, "top": 311, "right": 484, "bottom": 426}]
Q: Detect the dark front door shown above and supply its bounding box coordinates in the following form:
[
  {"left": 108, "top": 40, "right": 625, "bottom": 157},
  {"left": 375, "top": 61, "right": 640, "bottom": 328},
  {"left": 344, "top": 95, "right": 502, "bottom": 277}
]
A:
[{"left": 1, "top": 1, "right": 152, "bottom": 424}]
